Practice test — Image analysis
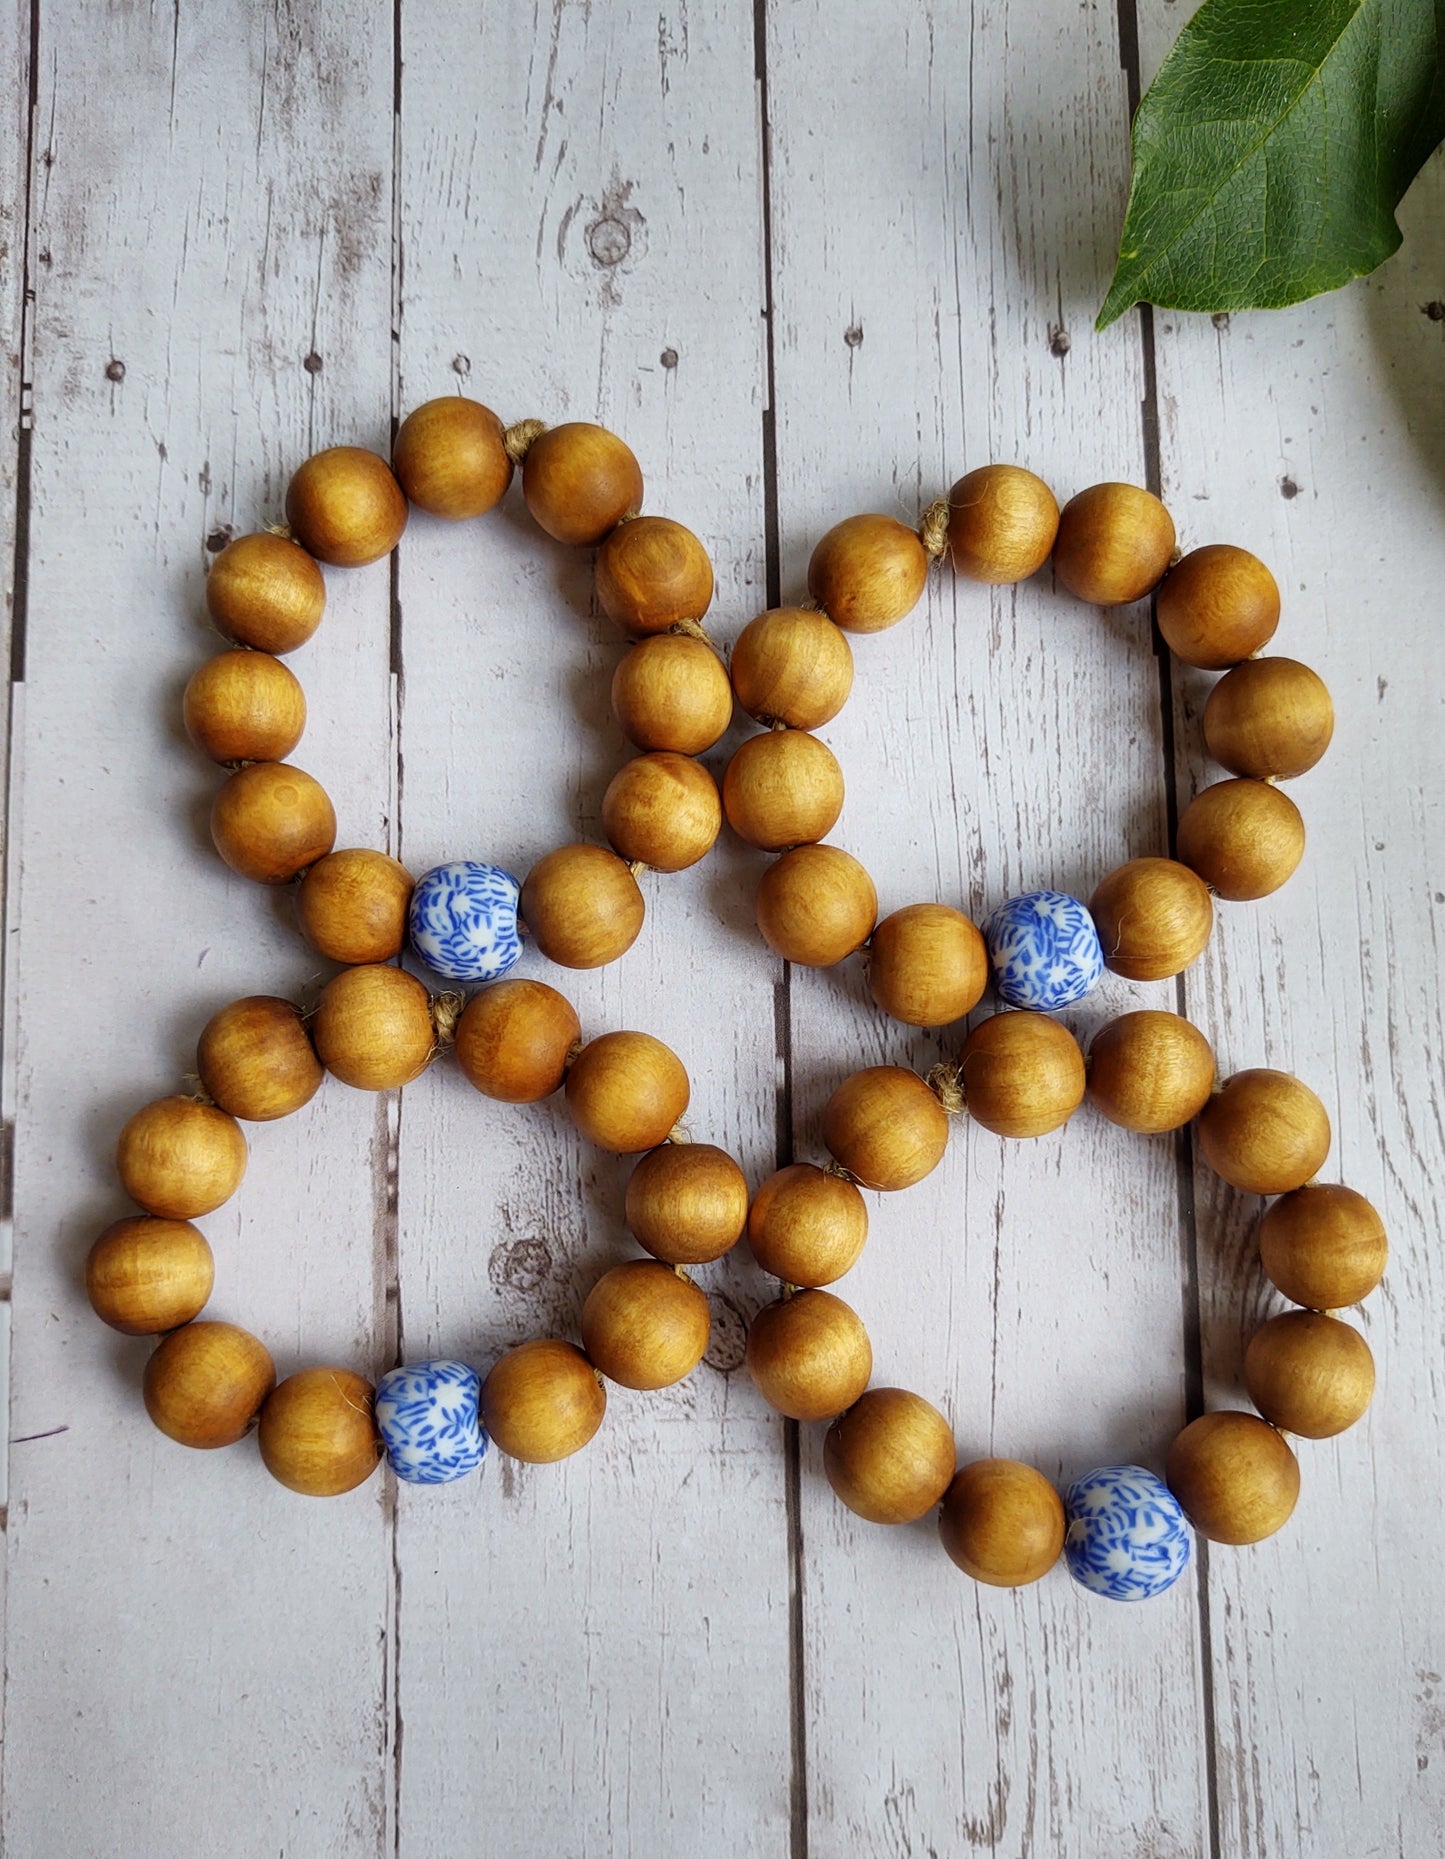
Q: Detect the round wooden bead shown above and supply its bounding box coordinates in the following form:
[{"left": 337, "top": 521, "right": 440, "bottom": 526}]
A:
[
  {"left": 868, "top": 903, "right": 987, "bottom": 1026},
  {"left": 1052, "top": 482, "right": 1176, "bottom": 605},
  {"left": 205, "top": 531, "right": 326, "bottom": 655},
  {"left": 296, "top": 848, "right": 414, "bottom": 964},
  {"left": 1202, "top": 657, "right": 1335, "bottom": 779},
  {"left": 625, "top": 1142, "right": 750, "bottom": 1264},
  {"left": 938, "top": 1458, "right": 1065, "bottom": 1586},
  {"left": 1177, "top": 778, "right": 1305, "bottom": 900},
  {"left": 454, "top": 978, "right": 581, "bottom": 1103},
  {"left": 481, "top": 1338, "right": 606, "bottom": 1463},
  {"left": 958, "top": 1012, "right": 1085, "bottom": 1138},
  {"left": 86, "top": 1216, "right": 215, "bottom": 1335},
  {"left": 197, "top": 995, "right": 322, "bottom": 1122},
  {"left": 807, "top": 514, "right": 929, "bottom": 634},
  {"left": 580, "top": 1260, "right": 711, "bottom": 1391},
  {"left": 747, "top": 1163, "right": 868, "bottom": 1286},
  {"left": 730, "top": 608, "right": 855, "bottom": 729},
  {"left": 522, "top": 422, "right": 643, "bottom": 546},
  {"left": 1089, "top": 857, "right": 1213, "bottom": 981},
  {"left": 755, "top": 843, "right": 876, "bottom": 967},
  {"left": 1258, "top": 1184, "right": 1387, "bottom": 1309},
  {"left": 285, "top": 446, "right": 408, "bottom": 567},
  {"left": 722, "top": 730, "right": 845, "bottom": 851},
  {"left": 1197, "top": 1069, "right": 1331, "bottom": 1195},
  {"left": 311, "top": 964, "right": 436, "bottom": 1091},
  {"left": 612, "top": 634, "right": 733, "bottom": 753},
  {"left": 520, "top": 844, "right": 645, "bottom": 969},
  {"left": 822, "top": 1065, "right": 950, "bottom": 1190},
  {"left": 117, "top": 1096, "right": 248, "bottom": 1219},
  {"left": 595, "top": 516, "right": 714, "bottom": 637},
  {"left": 564, "top": 1030, "right": 690, "bottom": 1153},
  {"left": 824, "top": 1388, "right": 957, "bottom": 1524},
  {"left": 1086, "top": 1010, "right": 1215, "bottom": 1133},
  {"left": 745, "top": 1289, "right": 872, "bottom": 1421},
  {"left": 946, "top": 464, "right": 1059, "bottom": 583},
  {"left": 392, "top": 396, "right": 512, "bottom": 519},
  {"left": 1243, "top": 1311, "right": 1375, "bottom": 1438},
  {"left": 183, "top": 650, "right": 306, "bottom": 764},
  {"left": 258, "top": 1367, "right": 381, "bottom": 1496},
  {"left": 1165, "top": 1410, "right": 1299, "bottom": 1544},
  {"left": 1156, "top": 544, "right": 1280, "bottom": 669},
  {"left": 143, "top": 1320, "right": 276, "bottom": 1448},
  {"left": 602, "top": 752, "right": 721, "bottom": 871},
  {"left": 210, "top": 761, "right": 337, "bottom": 885}
]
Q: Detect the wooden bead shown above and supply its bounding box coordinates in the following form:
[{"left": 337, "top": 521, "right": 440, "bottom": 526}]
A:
[
  {"left": 481, "top": 1338, "right": 606, "bottom": 1463},
  {"left": 564, "top": 1030, "right": 690, "bottom": 1153},
  {"left": 183, "top": 650, "right": 306, "bottom": 764},
  {"left": 1052, "top": 481, "right": 1175, "bottom": 605},
  {"left": 1156, "top": 544, "right": 1280, "bottom": 669},
  {"left": 205, "top": 531, "right": 326, "bottom": 655},
  {"left": 1177, "top": 778, "right": 1305, "bottom": 900},
  {"left": 625, "top": 1142, "right": 750, "bottom": 1264},
  {"left": 1197, "top": 1069, "right": 1331, "bottom": 1195},
  {"left": 285, "top": 446, "right": 408, "bottom": 567},
  {"left": 143, "top": 1320, "right": 275, "bottom": 1449},
  {"left": 730, "top": 608, "right": 855, "bottom": 728},
  {"left": 1258, "top": 1183, "right": 1388, "bottom": 1309},
  {"left": 612, "top": 634, "right": 734, "bottom": 753},
  {"left": 755, "top": 844, "right": 876, "bottom": 966},
  {"left": 959, "top": 1012, "right": 1085, "bottom": 1138},
  {"left": 821, "top": 1065, "right": 950, "bottom": 1190},
  {"left": 210, "top": 761, "right": 337, "bottom": 885},
  {"left": 595, "top": 516, "right": 714, "bottom": 636},
  {"left": 938, "top": 1458, "right": 1065, "bottom": 1586},
  {"left": 868, "top": 902, "right": 987, "bottom": 1026},
  {"left": 1089, "top": 857, "right": 1213, "bottom": 980},
  {"left": 258, "top": 1367, "right": 381, "bottom": 1495},
  {"left": 1086, "top": 1010, "right": 1215, "bottom": 1133},
  {"left": 747, "top": 1163, "right": 868, "bottom": 1286},
  {"left": 1243, "top": 1311, "right": 1375, "bottom": 1438},
  {"left": 808, "top": 513, "right": 929, "bottom": 633},
  {"left": 196, "top": 995, "right": 321, "bottom": 1123},
  {"left": 522, "top": 422, "right": 643, "bottom": 546},
  {"left": 86, "top": 1216, "right": 214, "bottom": 1335},
  {"left": 745, "top": 1289, "right": 872, "bottom": 1421},
  {"left": 117, "top": 1095, "right": 248, "bottom": 1219},
  {"left": 601, "top": 752, "right": 721, "bottom": 871},
  {"left": 392, "top": 396, "right": 512, "bottom": 518},
  {"left": 296, "top": 848, "right": 414, "bottom": 964},
  {"left": 1203, "top": 656, "right": 1335, "bottom": 779},
  {"left": 1165, "top": 1411, "right": 1299, "bottom": 1544},
  {"left": 454, "top": 978, "right": 580, "bottom": 1103},
  {"left": 520, "top": 844, "right": 645, "bottom": 969},
  {"left": 311, "top": 964, "right": 436, "bottom": 1091},
  {"left": 946, "top": 464, "right": 1059, "bottom": 583},
  {"left": 824, "top": 1388, "right": 956, "bottom": 1524},
  {"left": 722, "top": 730, "right": 844, "bottom": 851},
  {"left": 580, "top": 1260, "right": 711, "bottom": 1390}
]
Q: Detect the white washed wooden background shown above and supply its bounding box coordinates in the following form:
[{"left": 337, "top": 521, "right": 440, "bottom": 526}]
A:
[{"left": 1, "top": 3, "right": 1442, "bottom": 1855}]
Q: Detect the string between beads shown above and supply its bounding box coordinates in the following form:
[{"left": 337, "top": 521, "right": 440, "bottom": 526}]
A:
[
  {"left": 502, "top": 418, "right": 547, "bottom": 466},
  {"left": 918, "top": 496, "right": 951, "bottom": 561},
  {"left": 926, "top": 1061, "right": 967, "bottom": 1118}
]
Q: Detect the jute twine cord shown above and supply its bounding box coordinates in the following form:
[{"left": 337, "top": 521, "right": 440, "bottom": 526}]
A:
[
  {"left": 926, "top": 1061, "right": 967, "bottom": 1118},
  {"left": 918, "top": 496, "right": 951, "bottom": 561},
  {"left": 502, "top": 418, "right": 547, "bottom": 466},
  {"left": 429, "top": 990, "right": 465, "bottom": 1048}
]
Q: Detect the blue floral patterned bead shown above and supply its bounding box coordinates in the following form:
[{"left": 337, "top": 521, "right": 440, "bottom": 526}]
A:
[
  {"left": 375, "top": 1360, "right": 488, "bottom": 1485},
  {"left": 409, "top": 860, "right": 522, "bottom": 983},
  {"left": 1063, "top": 1464, "right": 1192, "bottom": 1601},
  {"left": 985, "top": 889, "right": 1104, "bottom": 1010}
]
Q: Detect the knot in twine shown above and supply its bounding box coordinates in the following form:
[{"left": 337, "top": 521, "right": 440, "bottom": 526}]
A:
[
  {"left": 918, "top": 497, "right": 951, "bottom": 561},
  {"left": 669, "top": 614, "right": 724, "bottom": 655},
  {"left": 429, "top": 991, "right": 465, "bottom": 1048},
  {"left": 822, "top": 1157, "right": 859, "bottom": 1184},
  {"left": 926, "top": 1060, "right": 966, "bottom": 1117},
  {"left": 182, "top": 1072, "right": 218, "bottom": 1108},
  {"left": 502, "top": 418, "right": 547, "bottom": 466}
]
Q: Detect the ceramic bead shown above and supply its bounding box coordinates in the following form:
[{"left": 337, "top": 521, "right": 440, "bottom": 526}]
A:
[
  {"left": 984, "top": 889, "right": 1104, "bottom": 1010},
  {"left": 408, "top": 859, "right": 523, "bottom": 983},
  {"left": 375, "top": 1360, "right": 488, "bottom": 1484},
  {"left": 1063, "top": 1464, "right": 1192, "bottom": 1601}
]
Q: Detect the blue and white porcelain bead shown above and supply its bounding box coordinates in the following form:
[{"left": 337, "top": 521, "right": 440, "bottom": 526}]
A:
[
  {"left": 1063, "top": 1464, "right": 1192, "bottom": 1601},
  {"left": 375, "top": 1360, "right": 488, "bottom": 1485},
  {"left": 985, "top": 888, "right": 1104, "bottom": 1011},
  {"left": 409, "top": 859, "right": 522, "bottom": 983}
]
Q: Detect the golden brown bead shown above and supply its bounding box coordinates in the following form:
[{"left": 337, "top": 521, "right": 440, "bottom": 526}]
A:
[
  {"left": 722, "top": 730, "right": 844, "bottom": 851},
  {"left": 520, "top": 844, "right": 645, "bottom": 970},
  {"left": 821, "top": 1065, "right": 950, "bottom": 1191},
  {"left": 285, "top": 446, "right": 408, "bottom": 567},
  {"left": 117, "top": 1096, "right": 248, "bottom": 1219},
  {"left": 183, "top": 650, "right": 307, "bottom": 765},
  {"left": 311, "top": 964, "right": 436, "bottom": 1091},
  {"left": 454, "top": 978, "right": 581, "bottom": 1103},
  {"left": 392, "top": 397, "right": 512, "bottom": 519},
  {"left": 1089, "top": 857, "right": 1213, "bottom": 981},
  {"left": 1258, "top": 1184, "right": 1388, "bottom": 1309},
  {"left": 258, "top": 1367, "right": 381, "bottom": 1495},
  {"left": 808, "top": 514, "right": 930, "bottom": 634},
  {"left": 958, "top": 1012, "right": 1085, "bottom": 1138},
  {"left": 595, "top": 516, "right": 714, "bottom": 637},
  {"left": 196, "top": 996, "right": 322, "bottom": 1123},
  {"left": 1202, "top": 657, "right": 1335, "bottom": 780},
  {"left": 1052, "top": 481, "right": 1176, "bottom": 605},
  {"left": 868, "top": 902, "right": 987, "bottom": 1026},
  {"left": 143, "top": 1320, "right": 276, "bottom": 1449},
  {"left": 946, "top": 464, "right": 1059, "bottom": 583},
  {"left": 1086, "top": 1009, "right": 1216, "bottom": 1133},
  {"left": 295, "top": 848, "right": 415, "bottom": 965},
  {"left": 745, "top": 1289, "right": 872, "bottom": 1421},
  {"left": 522, "top": 422, "right": 643, "bottom": 546},
  {"left": 580, "top": 1260, "right": 711, "bottom": 1391},
  {"left": 824, "top": 1388, "right": 957, "bottom": 1524},
  {"left": 601, "top": 752, "right": 721, "bottom": 871},
  {"left": 611, "top": 634, "right": 734, "bottom": 754},
  {"left": 205, "top": 531, "right": 326, "bottom": 655},
  {"left": 481, "top": 1338, "right": 606, "bottom": 1463},
  {"left": 747, "top": 1163, "right": 868, "bottom": 1286},
  {"left": 938, "top": 1459, "right": 1065, "bottom": 1586},
  {"left": 1156, "top": 543, "right": 1280, "bottom": 669},
  {"left": 730, "top": 608, "right": 855, "bottom": 729},
  {"left": 1197, "top": 1069, "right": 1331, "bottom": 1195},
  {"left": 1165, "top": 1410, "right": 1299, "bottom": 1544},
  {"left": 86, "top": 1216, "right": 215, "bottom": 1335},
  {"left": 1243, "top": 1311, "right": 1375, "bottom": 1438},
  {"left": 755, "top": 844, "right": 877, "bottom": 967},
  {"left": 625, "top": 1143, "right": 750, "bottom": 1265},
  {"left": 1177, "top": 778, "right": 1305, "bottom": 900},
  {"left": 210, "top": 761, "right": 337, "bottom": 885},
  {"left": 564, "top": 1030, "right": 690, "bottom": 1154}
]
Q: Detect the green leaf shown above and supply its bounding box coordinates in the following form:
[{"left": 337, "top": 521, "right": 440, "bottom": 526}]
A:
[{"left": 1098, "top": 0, "right": 1445, "bottom": 329}]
